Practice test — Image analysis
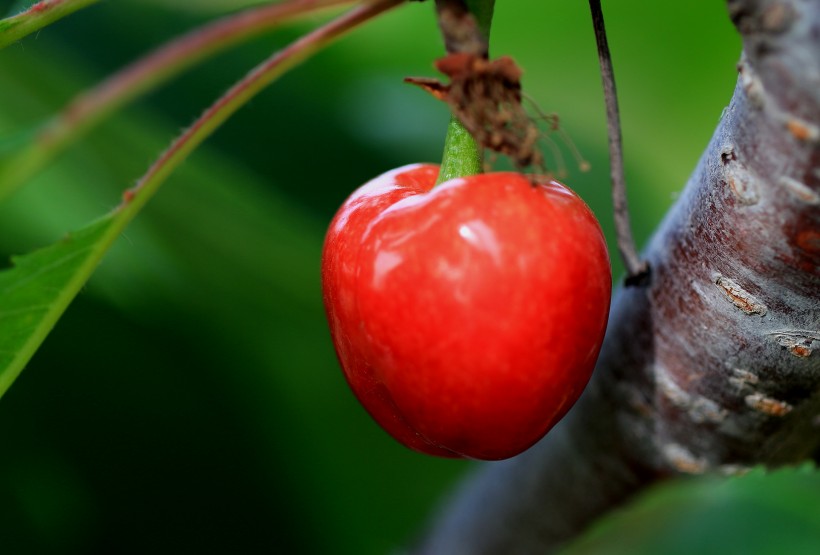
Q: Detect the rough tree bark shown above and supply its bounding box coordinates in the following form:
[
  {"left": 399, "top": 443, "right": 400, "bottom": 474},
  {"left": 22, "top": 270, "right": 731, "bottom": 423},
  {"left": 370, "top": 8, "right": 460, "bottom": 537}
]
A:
[{"left": 414, "top": 0, "right": 820, "bottom": 553}]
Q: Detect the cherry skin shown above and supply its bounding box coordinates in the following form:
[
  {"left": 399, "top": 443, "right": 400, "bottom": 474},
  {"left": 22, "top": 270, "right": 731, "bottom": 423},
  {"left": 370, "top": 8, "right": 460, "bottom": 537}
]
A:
[{"left": 322, "top": 164, "right": 611, "bottom": 460}]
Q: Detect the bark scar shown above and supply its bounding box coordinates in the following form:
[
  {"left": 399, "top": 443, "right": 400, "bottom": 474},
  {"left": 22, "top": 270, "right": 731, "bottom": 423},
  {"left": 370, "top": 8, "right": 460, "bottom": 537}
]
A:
[
  {"left": 728, "top": 367, "right": 760, "bottom": 391},
  {"left": 745, "top": 393, "right": 794, "bottom": 416},
  {"left": 661, "top": 443, "right": 708, "bottom": 474},
  {"left": 769, "top": 330, "right": 819, "bottom": 357},
  {"left": 720, "top": 144, "right": 759, "bottom": 204},
  {"left": 713, "top": 274, "right": 768, "bottom": 315},
  {"left": 658, "top": 370, "right": 727, "bottom": 423},
  {"left": 779, "top": 176, "right": 820, "bottom": 205},
  {"left": 786, "top": 118, "right": 820, "bottom": 142}
]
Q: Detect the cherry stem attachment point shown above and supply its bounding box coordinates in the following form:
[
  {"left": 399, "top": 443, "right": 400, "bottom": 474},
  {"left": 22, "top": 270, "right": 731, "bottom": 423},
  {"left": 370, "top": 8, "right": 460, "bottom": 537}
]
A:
[
  {"left": 436, "top": 116, "right": 483, "bottom": 184},
  {"left": 433, "top": 0, "right": 496, "bottom": 185},
  {"left": 588, "top": 0, "right": 649, "bottom": 285}
]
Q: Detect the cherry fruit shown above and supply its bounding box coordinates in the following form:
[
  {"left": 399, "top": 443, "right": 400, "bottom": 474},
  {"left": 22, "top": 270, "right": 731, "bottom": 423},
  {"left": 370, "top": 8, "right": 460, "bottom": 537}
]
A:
[{"left": 322, "top": 164, "right": 611, "bottom": 460}]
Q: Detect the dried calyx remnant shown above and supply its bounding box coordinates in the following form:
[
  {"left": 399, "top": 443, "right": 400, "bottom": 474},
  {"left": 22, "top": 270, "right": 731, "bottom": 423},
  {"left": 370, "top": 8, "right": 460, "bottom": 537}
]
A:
[
  {"left": 406, "top": 53, "right": 545, "bottom": 170},
  {"left": 408, "top": 0, "right": 555, "bottom": 172}
]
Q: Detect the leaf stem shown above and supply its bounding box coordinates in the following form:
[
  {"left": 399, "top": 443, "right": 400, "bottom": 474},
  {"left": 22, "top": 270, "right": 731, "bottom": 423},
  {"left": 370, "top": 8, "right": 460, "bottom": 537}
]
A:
[
  {"left": 118, "top": 0, "right": 403, "bottom": 227},
  {"left": 0, "top": 0, "right": 404, "bottom": 399},
  {"left": 0, "top": 0, "right": 356, "bottom": 203},
  {"left": 588, "top": 0, "right": 649, "bottom": 283},
  {"left": 0, "top": 0, "right": 101, "bottom": 50},
  {"left": 433, "top": 0, "right": 495, "bottom": 185}
]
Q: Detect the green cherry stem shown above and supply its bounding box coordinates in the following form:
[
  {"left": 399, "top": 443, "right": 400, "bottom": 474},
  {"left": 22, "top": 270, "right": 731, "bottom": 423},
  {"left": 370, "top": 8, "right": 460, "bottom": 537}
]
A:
[
  {"left": 433, "top": 0, "right": 495, "bottom": 186},
  {"left": 436, "top": 117, "right": 483, "bottom": 185}
]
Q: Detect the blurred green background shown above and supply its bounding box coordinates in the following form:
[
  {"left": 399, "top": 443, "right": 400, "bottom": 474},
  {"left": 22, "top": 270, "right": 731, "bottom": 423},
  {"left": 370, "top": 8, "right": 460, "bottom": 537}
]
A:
[{"left": 1, "top": 0, "right": 817, "bottom": 553}]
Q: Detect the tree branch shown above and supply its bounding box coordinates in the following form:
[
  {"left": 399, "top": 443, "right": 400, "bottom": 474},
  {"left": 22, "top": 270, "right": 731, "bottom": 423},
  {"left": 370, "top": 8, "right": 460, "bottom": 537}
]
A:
[{"left": 413, "top": 0, "right": 820, "bottom": 552}]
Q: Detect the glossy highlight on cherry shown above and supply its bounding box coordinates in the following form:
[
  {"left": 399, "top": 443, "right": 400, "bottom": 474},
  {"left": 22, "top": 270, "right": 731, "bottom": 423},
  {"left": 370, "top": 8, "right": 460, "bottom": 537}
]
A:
[{"left": 322, "top": 164, "right": 612, "bottom": 460}]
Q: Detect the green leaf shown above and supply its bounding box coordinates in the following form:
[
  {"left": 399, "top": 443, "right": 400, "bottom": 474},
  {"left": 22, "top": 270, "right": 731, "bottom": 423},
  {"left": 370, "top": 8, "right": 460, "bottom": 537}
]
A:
[
  {"left": 0, "top": 216, "right": 116, "bottom": 396},
  {"left": 561, "top": 465, "right": 820, "bottom": 555}
]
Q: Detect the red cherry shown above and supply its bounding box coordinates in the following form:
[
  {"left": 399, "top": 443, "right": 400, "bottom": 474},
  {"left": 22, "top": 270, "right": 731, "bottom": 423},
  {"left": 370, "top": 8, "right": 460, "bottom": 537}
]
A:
[{"left": 322, "top": 164, "right": 611, "bottom": 460}]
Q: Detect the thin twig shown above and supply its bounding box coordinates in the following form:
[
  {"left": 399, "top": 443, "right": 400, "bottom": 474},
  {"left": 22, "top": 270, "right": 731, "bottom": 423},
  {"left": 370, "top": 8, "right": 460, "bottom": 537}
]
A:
[
  {"left": 0, "top": 0, "right": 354, "bottom": 202},
  {"left": 0, "top": 0, "right": 101, "bottom": 50},
  {"left": 434, "top": 0, "right": 488, "bottom": 57},
  {"left": 121, "top": 0, "right": 404, "bottom": 218},
  {"left": 588, "top": 0, "right": 649, "bottom": 284}
]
